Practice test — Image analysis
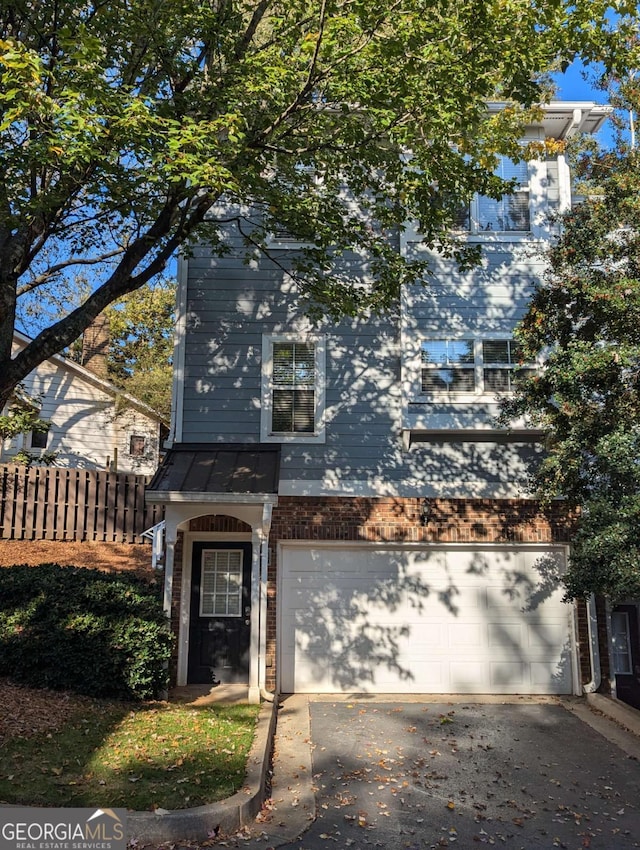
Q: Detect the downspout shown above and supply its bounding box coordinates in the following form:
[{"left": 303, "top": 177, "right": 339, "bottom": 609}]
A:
[
  {"left": 259, "top": 502, "right": 275, "bottom": 702},
  {"left": 583, "top": 593, "right": 602, "bottom": 693}
]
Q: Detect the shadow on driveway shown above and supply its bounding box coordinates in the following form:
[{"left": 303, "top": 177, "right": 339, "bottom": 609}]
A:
[{"left": 281, "top": 700, "right": 640, "bottom": 849}]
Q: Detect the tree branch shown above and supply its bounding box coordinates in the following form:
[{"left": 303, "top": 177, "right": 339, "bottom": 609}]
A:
[{"left": 16, "top": 248, "right": 126, "bottom": 296}]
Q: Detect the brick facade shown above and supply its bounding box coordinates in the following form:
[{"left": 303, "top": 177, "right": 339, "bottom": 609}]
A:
[
  {"left": 170, "top": 497, "right": 600, "bottom": 695},
  {"left": 263, "top": 496, "right": 576, "bottom": 692}
]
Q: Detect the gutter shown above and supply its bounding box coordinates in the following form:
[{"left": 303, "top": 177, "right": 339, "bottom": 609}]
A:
[{"left": 583, "top": 594, "right": 602, "bottom": 693}]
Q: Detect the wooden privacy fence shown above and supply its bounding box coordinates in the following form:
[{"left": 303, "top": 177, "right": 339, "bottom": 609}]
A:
[{"left": 0, "top": 466, "right": 164, "bottom": 543}]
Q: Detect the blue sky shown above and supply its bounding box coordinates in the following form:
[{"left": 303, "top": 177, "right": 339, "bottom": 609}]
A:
[{"left": 552, "top": 59, "right": 619, "bottom": 147}]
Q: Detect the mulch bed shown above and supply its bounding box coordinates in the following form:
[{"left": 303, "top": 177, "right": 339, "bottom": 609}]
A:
[{"left": 0, "top": 678, "right": 97, "bottom": 743}]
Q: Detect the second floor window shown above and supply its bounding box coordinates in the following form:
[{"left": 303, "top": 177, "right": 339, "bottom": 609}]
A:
[
  {"left": 261, "top": 335, "right": 326, "bottom": 442},
  {"left": 455, "top": 157, "right": 530, "bottom": 234},
  {"left": 421, "top": 338, "right": 535, "bottom": 396},
  {"left": 421, "top": 340, "right": 475, "bottom": 393},
  {"left": 272, "top": 342, "right": 316, "bottom": 433}
]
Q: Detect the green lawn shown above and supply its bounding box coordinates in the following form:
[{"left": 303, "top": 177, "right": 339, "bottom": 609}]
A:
[{"left": 0, "top": 697, "right": 260, "bottom": 811}]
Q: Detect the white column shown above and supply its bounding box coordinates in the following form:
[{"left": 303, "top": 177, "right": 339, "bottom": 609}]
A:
[{"left": 248, "top": 528, "right": 262, "bottom": 703}]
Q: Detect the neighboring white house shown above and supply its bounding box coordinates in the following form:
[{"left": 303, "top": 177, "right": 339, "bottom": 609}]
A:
[
  {"left": 147, "top": 102, "right": 633, "bottom": 707},
  {"left": 2, "top": 330, "right": 165, "bottom": 475}
]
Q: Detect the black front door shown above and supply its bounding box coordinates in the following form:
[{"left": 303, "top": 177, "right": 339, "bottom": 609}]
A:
[
  {"left": 188, "top": 542, "right": 252, "bottom": 685},
  {"left": 612, "top": 604, "right": 640, "bottom": 710}
]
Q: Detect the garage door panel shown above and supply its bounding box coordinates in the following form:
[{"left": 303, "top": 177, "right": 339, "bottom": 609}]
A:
[{"left": 279, "top": 545, "right": 573, "bottom": 695}]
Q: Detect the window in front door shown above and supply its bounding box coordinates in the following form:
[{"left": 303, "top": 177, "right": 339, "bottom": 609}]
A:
[{"left": 200, "top": 549, "right": 243, "bottom": 617}]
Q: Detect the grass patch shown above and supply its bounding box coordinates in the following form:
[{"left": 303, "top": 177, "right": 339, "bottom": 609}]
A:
[{"left": 0, "top": 697, "right": 260, "bottom": 811}]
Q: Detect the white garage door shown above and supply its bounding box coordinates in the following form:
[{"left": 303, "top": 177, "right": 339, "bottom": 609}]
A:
[{"left": 279, "top": 544, "right": 574, "bottom": 694}]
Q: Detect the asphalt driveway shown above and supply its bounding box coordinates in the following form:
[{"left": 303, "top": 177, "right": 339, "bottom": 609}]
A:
[{"left": 275, "top": 698, "right": 640, "bottom": 850}]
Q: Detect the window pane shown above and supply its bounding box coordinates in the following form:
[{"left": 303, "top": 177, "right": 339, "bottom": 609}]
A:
[
  {"left": 129, "top": 434, "right": 146, "bottom": 456},
  {"left": 273, "top": 343, "right": 295, "bottom": 385},
  {"left": 292, "top": 389, "right": 315, "bottom": 431},
  {"left": 498, "top": 158, "right": 528, "bottom": 183},
  {"left": 201, "top": 551, "right": 242, "bottom": 617},
  {"left": 421, "top": 341, "right": 448, "bottom": 364},
  {"left": 422, "top": 340, "right": 473, "bottom": 365},
  {"left": 273, "top": 342, "right": 315, "bottom": 385},
  {"left": 292, "top": 344, "right": 316, "bottom": 383},
  {"left": 484, "top": 369, "right": 512, "bottom": 393},
  {"left": 422, "top": 367, "right": 475, "bottom": 393},
  {"left": 31, "top": 429, "right": 49, "bottom": 449},
  {"left": 273, "top": 389, "right": 315, "bottom": 433},
  {"left": 483, "top": 341, "right": 510, "bottom": 364},
  {"left": 477, "top": 195, "right": 502, "bottom": 231},
  {"left": 503, "top": 192, "right": 530, "bottom": 231},
  {"left": 612, "top": 612, "right": 632, "bottom": 674},
  {"left": 453, "top": 203, "right": 470, "bottom": 231}
]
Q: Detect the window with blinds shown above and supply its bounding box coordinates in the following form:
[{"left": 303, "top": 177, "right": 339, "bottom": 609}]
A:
[
  {"left": 454, "top": 157, "right": 530, "bottom": 233},
  {"left": 421, "top": 339, "right": 475, "bottom": 394},
  {"left": 421, "top": 338, "right": 535, "bottom": 396},
  {"left": 200, "top": 550, "right": 243, "bottom": 617},
  {"left": 271, "top": 342, "right": 316, "bottom": 433},
  {"left": 482, "top": 340, "right": 536, "bottom": 393}
]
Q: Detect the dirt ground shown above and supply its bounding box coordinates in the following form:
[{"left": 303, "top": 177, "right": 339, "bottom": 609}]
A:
[{"left": 0, "top": 539, "right": 155, "bottom": 578}]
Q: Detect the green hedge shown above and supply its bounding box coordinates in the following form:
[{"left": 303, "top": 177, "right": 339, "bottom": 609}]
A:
[{"left": 0, "top": 563, "right": 173, "bottom": 700}]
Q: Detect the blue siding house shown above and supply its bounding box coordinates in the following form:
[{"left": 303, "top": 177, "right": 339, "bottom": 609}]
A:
[{"left": 148, "top": 103, "right": 628, "bottom": 704}]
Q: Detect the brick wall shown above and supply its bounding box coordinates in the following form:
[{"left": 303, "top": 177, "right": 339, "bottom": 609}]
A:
[
  {"left": 168, "top": 498, "right": 584, "bottom": 694},
  {"left": 263, "top": 496, "right": 576, "bottom": 692}
]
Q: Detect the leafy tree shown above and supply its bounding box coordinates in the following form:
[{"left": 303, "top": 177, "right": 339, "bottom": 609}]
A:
[
  {"left": 1, "top": 0, "right": 637, "bottom": 409},
  {"left": 105, "top": 279, "right": 176, "bottom": 420},
  {"left": 502, "top": 96, "right": 640, "bottom": 600}
]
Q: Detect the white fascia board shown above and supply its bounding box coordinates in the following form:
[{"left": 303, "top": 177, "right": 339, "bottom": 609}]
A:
[{"left": 145, "top": 490, "right": 279, "bottom": 505}]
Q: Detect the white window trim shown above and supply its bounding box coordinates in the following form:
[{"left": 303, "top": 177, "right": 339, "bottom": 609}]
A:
[
  {"left": 266, "top": 229, "right": 314, "bottom": 250},
  {"left": 260, "top": 333, "right": 326, "bottom": 444},
  {"left": 413, "top": 336, "right": 536, "bottom": 403}
]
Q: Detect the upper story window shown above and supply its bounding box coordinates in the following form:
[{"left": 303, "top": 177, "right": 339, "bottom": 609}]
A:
[
  {"left": 421, "top": 338, "right": 535, "bottom": 397},
  {"left": 455, "top": 157, "right": 530, "bottom": 234},
  {"left": 261, "top": 334, "right": 326, "bottom": 443},
  {"left": 421, "top": 340, "right": 475, "bottom": 394}
]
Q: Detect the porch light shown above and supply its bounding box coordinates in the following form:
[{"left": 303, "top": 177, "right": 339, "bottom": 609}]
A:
[{"left": 420, "top": 498, "right": 431, "bottom": 526}]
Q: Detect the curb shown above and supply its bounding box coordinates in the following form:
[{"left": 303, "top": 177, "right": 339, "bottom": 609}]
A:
[
  {"left": 586, "top": 692, "right": 640, "bottom": 738},
  {"left": 127, "top": 700, "right": 277, "bottom": 844}
]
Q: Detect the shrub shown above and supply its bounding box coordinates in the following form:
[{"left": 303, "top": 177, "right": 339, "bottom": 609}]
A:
[{"left": 0, "top": 563, "right": 173, "bottom": 700}]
